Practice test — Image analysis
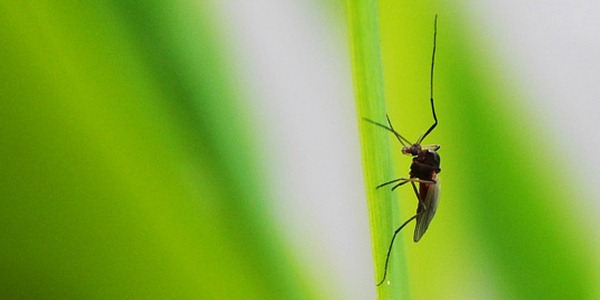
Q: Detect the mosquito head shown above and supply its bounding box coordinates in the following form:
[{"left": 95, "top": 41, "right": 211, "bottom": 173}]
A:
[{"left": 402, "top": 144, "right": 422, "bottom": 156}]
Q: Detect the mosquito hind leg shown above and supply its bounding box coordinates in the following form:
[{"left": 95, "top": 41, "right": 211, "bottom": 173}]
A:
[
  {"left": 376, "top": 210, "right": 425, "bottom": 286},
  {"left": 375, "top": 180, "right": 433, "bottom": 285}
]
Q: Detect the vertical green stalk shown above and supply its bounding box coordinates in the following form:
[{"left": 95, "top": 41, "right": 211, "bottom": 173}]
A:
[{"left": 347, "top": 0, "right": 408, "bottom": 298}]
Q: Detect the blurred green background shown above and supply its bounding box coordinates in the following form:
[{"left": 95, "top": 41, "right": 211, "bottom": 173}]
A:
[
  {"left": 1, "top": 1, "right": 599, "bottom": 299},
  {"left": 377, "top": 2, "right": 599, "bottom": 299},
  {"left": 0, "top": 2, "right": 317, "bottom": 299}
]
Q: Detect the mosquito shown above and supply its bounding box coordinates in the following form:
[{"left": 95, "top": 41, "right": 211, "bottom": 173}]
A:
[{"left": 364, "top": 14, "right": 441, "bottom": 286}]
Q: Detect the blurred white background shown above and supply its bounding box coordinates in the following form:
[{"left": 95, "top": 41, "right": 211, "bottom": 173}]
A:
[
  {"left": 209, "top": 2, "right": 372, "bottom": 299},
  {"left": 208, "top": 1, "right": 600, "bottom": 299},
  {"left": 469, "top": 2, "right": 600, "bottom": 286},
  {"left": 466, "top": 1, "right": 600, "bottom": 221}
]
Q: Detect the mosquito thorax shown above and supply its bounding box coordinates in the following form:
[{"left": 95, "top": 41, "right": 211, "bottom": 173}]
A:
[{"left": 412, "top": 149, "right": 441, "bottom": 176}]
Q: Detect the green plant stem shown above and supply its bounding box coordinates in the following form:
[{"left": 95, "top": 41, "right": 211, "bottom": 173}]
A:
[{"left": 347, "top": 0, "right": 408, "bottom": 299}]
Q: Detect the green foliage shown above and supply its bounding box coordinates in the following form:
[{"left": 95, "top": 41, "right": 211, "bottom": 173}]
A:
[
  {"left": 2, "top": 1, "right": 598, "bottom": 299},
  {"left": 0, "top": 2, "right": 316, "bottom": 299},
  {"left": 377, "top": 2, "right": 598, "bottom": 299}
]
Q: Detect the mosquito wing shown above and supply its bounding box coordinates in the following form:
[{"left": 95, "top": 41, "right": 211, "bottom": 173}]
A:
[
  {"left": 421, "top": 144, "right": 441, "bottom": 151},
  {"left": 413, "top": 178, "right": 440, "bottom": 242}
]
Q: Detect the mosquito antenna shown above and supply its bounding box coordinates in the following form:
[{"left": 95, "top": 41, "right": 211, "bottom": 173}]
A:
[
  {"left": 363, "top": 117, "right": 412, "bottom": 147},
  {"left": 385, "top": 115, "right": 413, "bottom": 146},
  {"left": 417, "top": 14, "right": 439, "bottom": 145}
]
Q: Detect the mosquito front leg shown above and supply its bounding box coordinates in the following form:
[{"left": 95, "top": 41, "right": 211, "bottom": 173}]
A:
[
  {"left": 390, "top": 178, "right": 436, "bottom": 190},
  {"left": 375, "top": 178, "right": 406, "bottom": 189}
]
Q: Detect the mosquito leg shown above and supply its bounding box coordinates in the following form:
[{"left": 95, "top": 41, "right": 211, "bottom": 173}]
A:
[
  {"left": 410, "top": 181, "right": 427, "bottom": 210},
  {"left": 390, "top": 181, "right": 407, "bottom": 191},
  {"left": 376, "top": 210, "right": 425, "bottom": 286},
  {"left": 390, "top": 178, "right": 436, "bottom": 191},
  {"left": 376, "top": 178, "right": 405, "bottom": 189},
  {"left": 417, "top": 14, "right": 439, "bottom": 145},
  {"left": 418, "top": 97, "right": 438, "bottom": 144},
  {"left": 376, "top": 180, "right": 430, "bottom": 285}
]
